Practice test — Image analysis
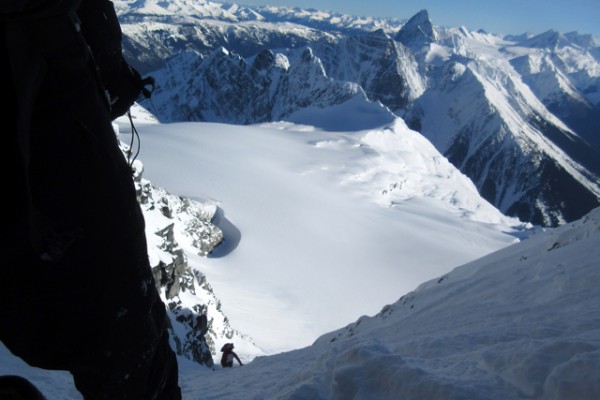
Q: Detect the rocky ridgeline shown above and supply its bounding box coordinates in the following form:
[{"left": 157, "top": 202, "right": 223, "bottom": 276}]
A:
[{"left": 115, "top": 131, "right": 259, "bottom": 365}]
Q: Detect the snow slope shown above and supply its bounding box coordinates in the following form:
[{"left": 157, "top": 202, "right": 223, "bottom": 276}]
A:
[
  {"left": 181, "top": 206, "right": 600, "bottom": 400},
  {"left": 4, "top": 99, "right": 599, "bottom": 398},
  {"left": 2, "top": 145, "right": 598, "bottom": 397}
]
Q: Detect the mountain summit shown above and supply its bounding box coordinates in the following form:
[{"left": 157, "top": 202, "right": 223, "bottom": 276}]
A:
[{"left": 395, "top": 9, "right": 438, "bottom": 49}]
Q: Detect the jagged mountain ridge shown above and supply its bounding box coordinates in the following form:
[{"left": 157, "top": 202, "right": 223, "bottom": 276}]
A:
[
  {"left": 505, "top": 30, "right": 600, "bottom": 149},
  {"left": 114, "top": 0, "right": 402, "bottom": 61},
  {"left": 116, "top": 0, "right": 600, "bottom": 227},
  {"left": 145, "top": 46, "right": 366, "bottom": 123},
  {"left": 402, "top": 24, "right": 600, "bottom": 226},
  {"left": 366, "top": 12, "right": 600, "bottom": 226},
  {"left": 114, "top": 0, "right": 350, "bottom": 73}
]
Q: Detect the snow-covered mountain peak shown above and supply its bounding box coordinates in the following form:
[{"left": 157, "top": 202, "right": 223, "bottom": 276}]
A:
[
  {"left": 203, "top": 45, "right": 234, "bottom": 62},
  {"left": 564, "top": 31, "right": 600, "bottom": 51},
  {"left": 412, "top": 39, "right": 600, "bottom": 226},
  {"left": 521, "top": 29, "right": 573, "bottom": 50},
  {"left": 116, "top": 0, "right": 404, "bottom": 36},
  {"left": 395, "top": 9, "right": 438, "bottom": 49},
  {"left": 114, "top": 0, "right": 248, "bottom": 22},
  {"left": 251, "top": 4, "right": 404, "bottom": 34},
  {"left": 403, "top": 9, "right": 432, "bottom": 29}
]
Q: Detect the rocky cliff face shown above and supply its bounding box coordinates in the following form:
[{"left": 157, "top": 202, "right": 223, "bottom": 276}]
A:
[
  {"left": 394, "top": 9, "right": 438, "bottom": 50},
  {"left": 142, "top": 46, "right": 363, "bottom": 124},
  {"left": 116, "top": 129, "right": 260, "bottom": 366},
  {"left": 315, "top": 28, "right": 426, "bottom": 111}
]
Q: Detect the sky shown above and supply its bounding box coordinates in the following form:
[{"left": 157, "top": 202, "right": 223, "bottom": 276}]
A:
[{"left": 238, "top": 0, "right": 600, "bottom": 37}]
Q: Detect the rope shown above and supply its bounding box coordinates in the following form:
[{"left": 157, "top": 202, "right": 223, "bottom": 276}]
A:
[{"left": 127, "top": 110, "right": 141, "bottom": 170}]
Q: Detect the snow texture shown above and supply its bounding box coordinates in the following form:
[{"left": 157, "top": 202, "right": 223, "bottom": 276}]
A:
[{"left": 5, "top": 106, "right": 598, "bottom": 399}]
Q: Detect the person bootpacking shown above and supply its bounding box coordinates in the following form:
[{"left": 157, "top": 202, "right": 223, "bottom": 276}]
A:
[{"left": 220, "top": 343, "right": 243, "bottom": 368}]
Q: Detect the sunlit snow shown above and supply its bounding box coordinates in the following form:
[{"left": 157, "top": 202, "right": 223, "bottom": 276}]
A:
[{"left": 2, "top": 101, "right": 597, "bottom": 399}]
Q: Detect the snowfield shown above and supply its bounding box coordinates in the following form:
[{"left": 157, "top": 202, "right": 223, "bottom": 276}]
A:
[
  {"left": 127, "top": 111, "right": 525, "bottom": 355},
  {"left": 4, "top": 108, "right": 599, "bottom": 398}
]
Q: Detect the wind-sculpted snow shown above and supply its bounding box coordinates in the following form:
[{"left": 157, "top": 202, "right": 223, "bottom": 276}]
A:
[{"left": 343, "top": 119, "right": 511, "bottom": 223}]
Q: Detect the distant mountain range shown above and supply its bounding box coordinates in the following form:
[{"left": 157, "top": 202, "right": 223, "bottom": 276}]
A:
[{"left": 114, "top": 0, "right": 600, "bottom": 226}]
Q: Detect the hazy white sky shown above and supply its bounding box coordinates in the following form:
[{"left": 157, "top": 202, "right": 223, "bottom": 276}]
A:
[{"left": 239, "top": 0, "right": 600, "bottom": 37}]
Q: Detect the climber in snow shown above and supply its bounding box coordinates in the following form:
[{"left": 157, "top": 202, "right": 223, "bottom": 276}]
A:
[{"left": 220, "top": 343, "right": 243, "bottom": 368}]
